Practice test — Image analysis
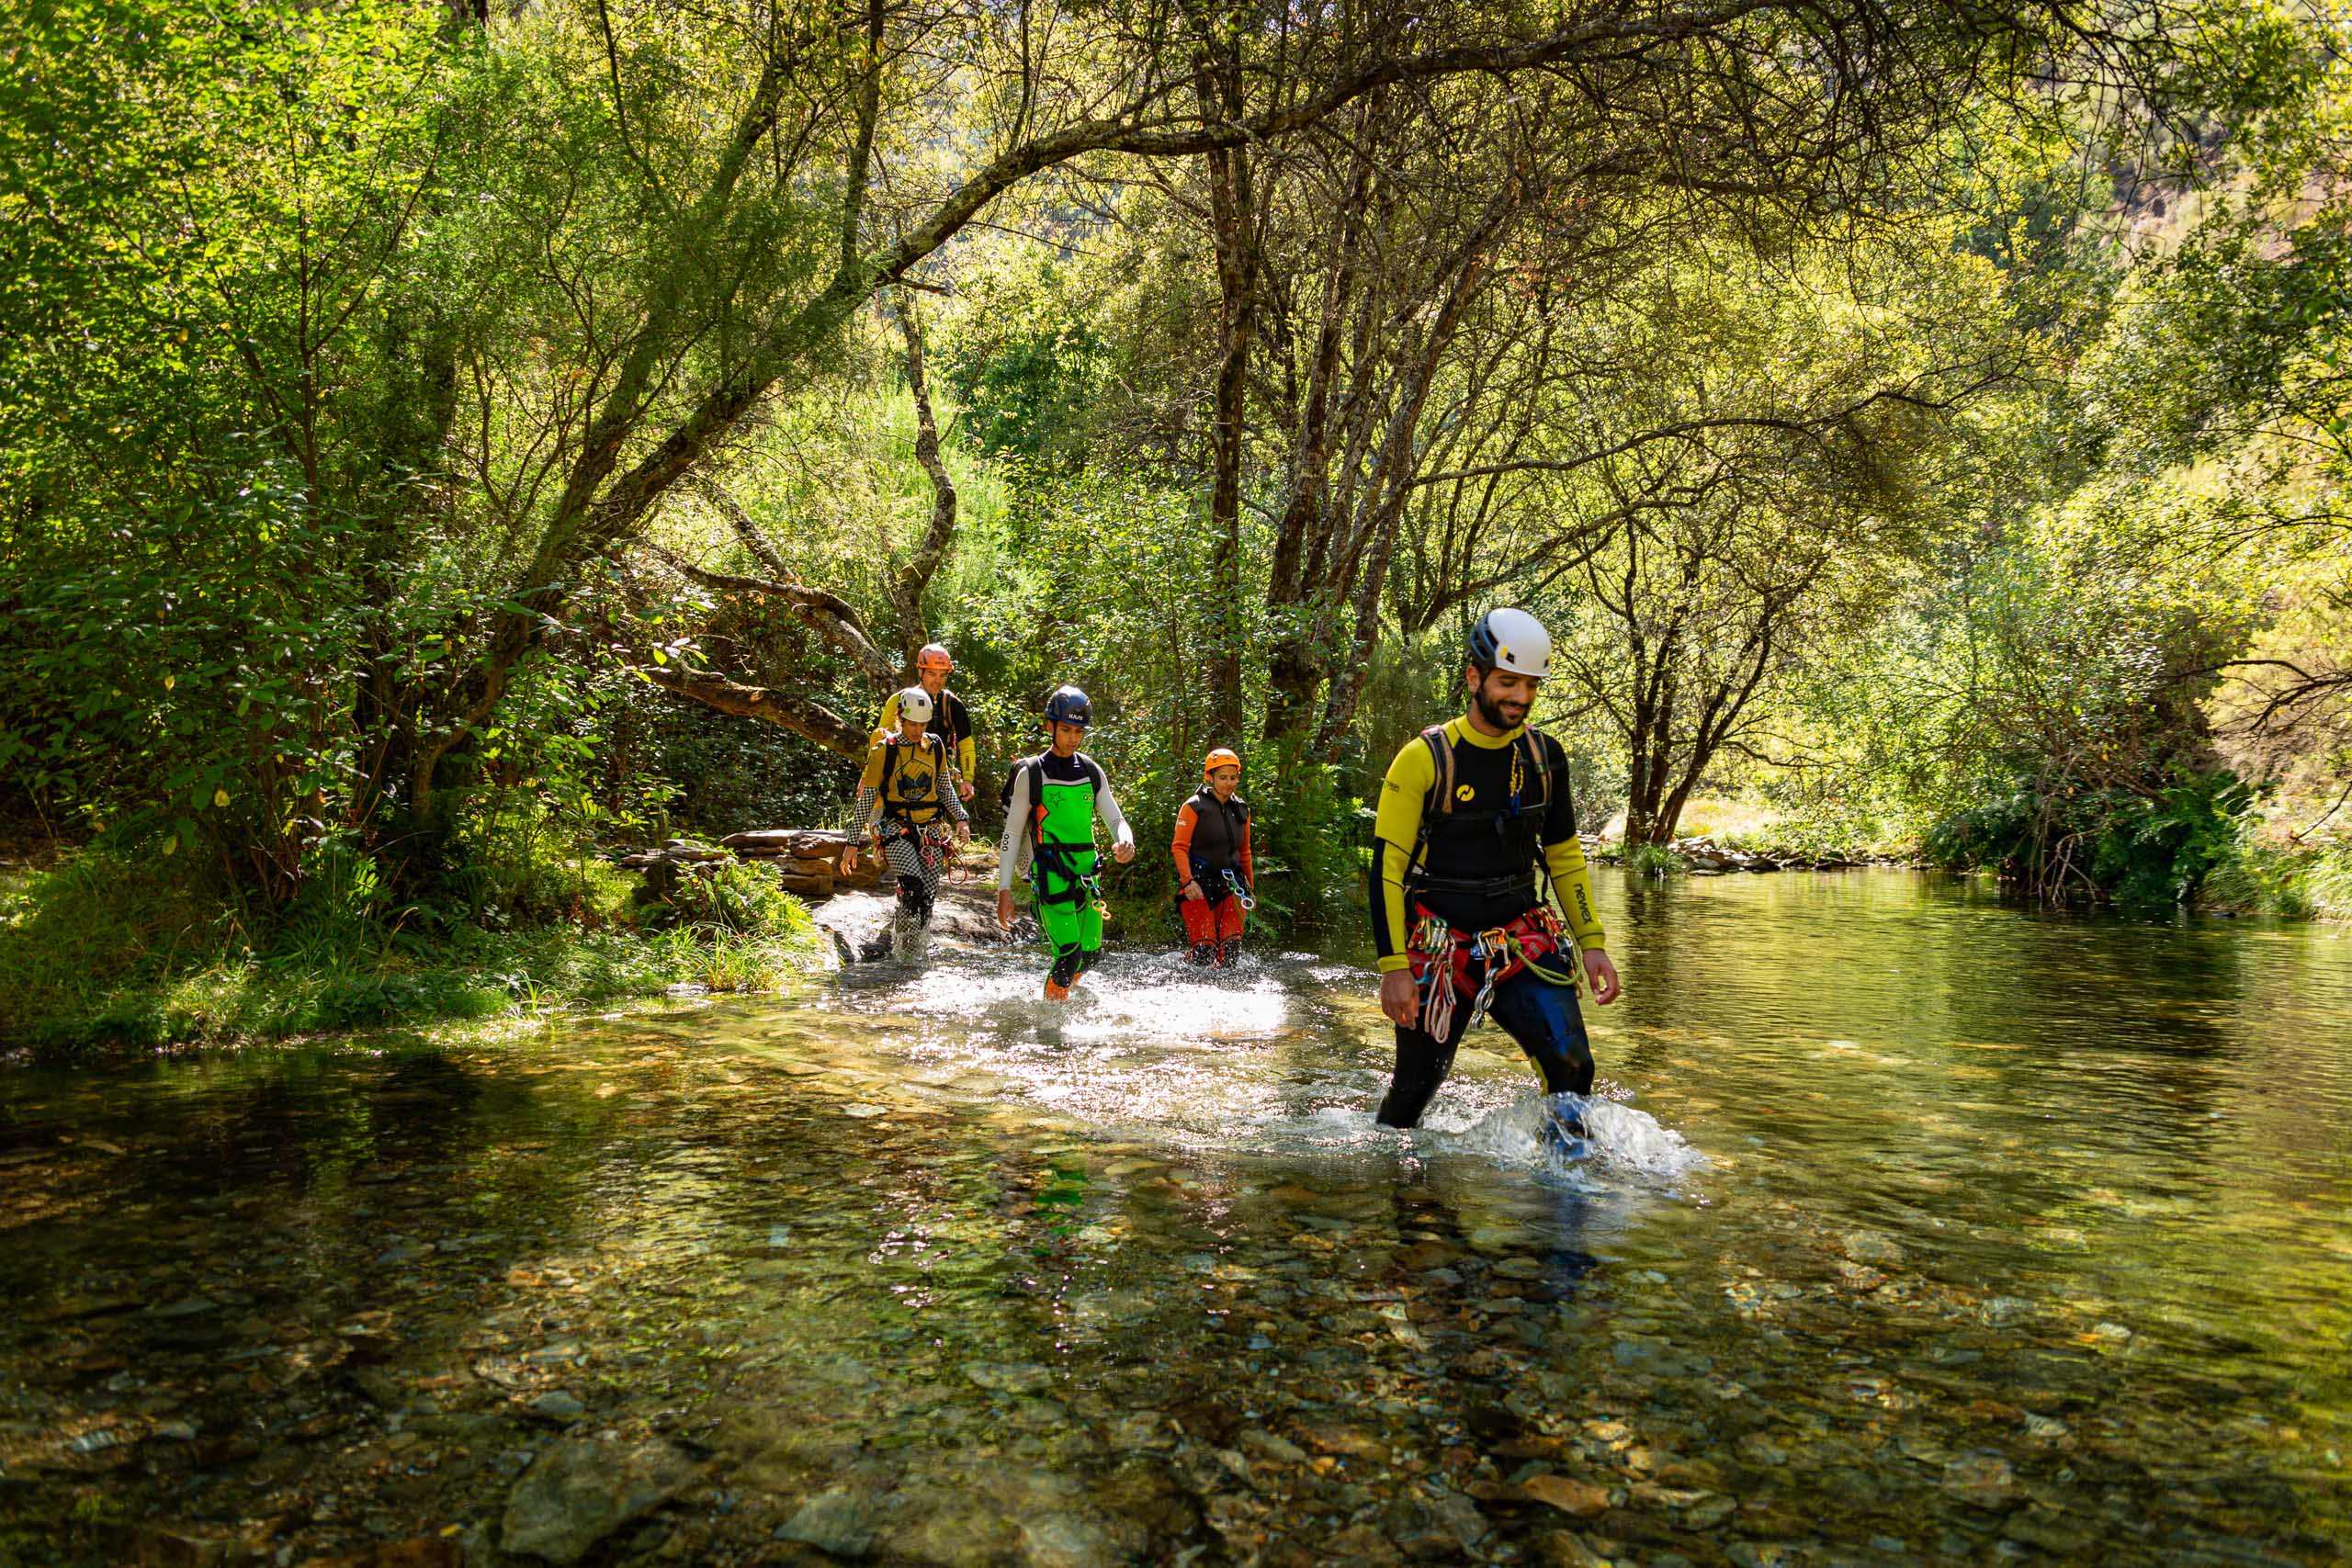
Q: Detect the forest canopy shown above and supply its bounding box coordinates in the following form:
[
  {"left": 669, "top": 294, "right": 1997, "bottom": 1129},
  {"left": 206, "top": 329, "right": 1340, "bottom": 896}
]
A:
[{"left": 3, "top": 0, "right": 2347, "bottom": 970}]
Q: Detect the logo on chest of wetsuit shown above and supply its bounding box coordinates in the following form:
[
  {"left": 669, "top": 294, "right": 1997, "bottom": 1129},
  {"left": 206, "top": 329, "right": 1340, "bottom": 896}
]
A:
[{"left": 1454, "top": 784, "right": 1476, "bottom": 802}]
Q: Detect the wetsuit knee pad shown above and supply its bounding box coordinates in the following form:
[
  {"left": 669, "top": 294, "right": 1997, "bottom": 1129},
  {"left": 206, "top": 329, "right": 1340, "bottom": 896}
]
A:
[
  {"left": 1216, "top": 938, "right": 1241, "bottom": 967},
  {"left": 1187, "top": 942, "right": 1216, "bottom": 966},
  {"left": 1048, "top": 947, "right": 1085, "bottom": 987},
  {"left": 1491, "top": 975, "right": 1594, "bottom": 1097}
]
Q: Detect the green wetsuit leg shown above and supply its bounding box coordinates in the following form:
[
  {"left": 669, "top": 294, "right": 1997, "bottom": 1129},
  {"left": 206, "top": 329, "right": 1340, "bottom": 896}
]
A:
[{"left": 1032, "top": 846, "right": 1102, "bottom": 986}]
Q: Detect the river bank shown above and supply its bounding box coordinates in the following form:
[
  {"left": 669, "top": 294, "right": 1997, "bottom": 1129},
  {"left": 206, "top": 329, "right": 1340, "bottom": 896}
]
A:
[
  {"left": 10, "top": 811, "right": 2346, "bottom": 1063},
  {"left": 0, "top": 847, "right": 831, "bottom": 1061}
]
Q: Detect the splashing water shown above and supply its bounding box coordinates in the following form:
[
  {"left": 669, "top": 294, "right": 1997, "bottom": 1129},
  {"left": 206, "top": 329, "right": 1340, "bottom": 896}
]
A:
[
  {"left": 1430, "top": 1089, "right": 1712, "bottom": 1190},
  {"left": 822, "top": 937, "right": 1711, "bottom": 1191}
]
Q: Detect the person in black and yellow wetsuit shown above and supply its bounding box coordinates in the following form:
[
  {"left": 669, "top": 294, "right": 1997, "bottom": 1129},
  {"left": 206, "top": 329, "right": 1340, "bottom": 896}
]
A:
[
  {"left": 875, "top": 643, "right": 977, "bottom": 801},
  {"left": 856, "top": 686, "right": 971, "bottom": 948},
  {"left": 1370, "top": 607, "right": 1622, "bottom": 1128}
]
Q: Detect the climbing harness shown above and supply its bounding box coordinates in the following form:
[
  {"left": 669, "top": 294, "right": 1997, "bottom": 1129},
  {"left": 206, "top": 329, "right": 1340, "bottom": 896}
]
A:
[
  {"left": 1031, "top": 838, "right": 1109, "bottom": 917},
  {"left": 1405, "top": 903, "right": 1581, "bottom": 1038}
]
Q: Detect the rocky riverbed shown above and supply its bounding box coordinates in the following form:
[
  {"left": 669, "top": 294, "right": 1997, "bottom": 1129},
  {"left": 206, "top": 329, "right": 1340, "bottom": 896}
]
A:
[{"left": 3, "top": 870, "right": 2345, "bottom": 1566}]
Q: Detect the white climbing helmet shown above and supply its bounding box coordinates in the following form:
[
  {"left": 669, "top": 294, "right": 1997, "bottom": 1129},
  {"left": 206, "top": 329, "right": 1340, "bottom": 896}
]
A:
[
  {"left": 1469, "top": 607, "right": 1552, "bottom": 679},
  {"left": 898, "top": 687, "right": 935, "bottom": 724}
]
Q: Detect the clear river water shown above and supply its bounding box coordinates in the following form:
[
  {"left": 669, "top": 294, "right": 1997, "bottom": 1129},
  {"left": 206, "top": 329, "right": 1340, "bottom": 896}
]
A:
[{"left": 1, "top": 870, "right": 2347, "bottom": 1567}]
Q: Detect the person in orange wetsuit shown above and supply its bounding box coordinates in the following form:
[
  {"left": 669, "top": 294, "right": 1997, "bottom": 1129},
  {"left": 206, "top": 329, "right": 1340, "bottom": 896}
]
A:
[{"left": 1173, "top": 748, "right": 1254, "bottom": 966}]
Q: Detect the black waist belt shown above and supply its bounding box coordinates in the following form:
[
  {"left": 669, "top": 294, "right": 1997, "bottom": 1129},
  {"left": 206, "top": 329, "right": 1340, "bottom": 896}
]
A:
[{"left": 1410, "top": 872, "right": 1537, "bottom": 899}]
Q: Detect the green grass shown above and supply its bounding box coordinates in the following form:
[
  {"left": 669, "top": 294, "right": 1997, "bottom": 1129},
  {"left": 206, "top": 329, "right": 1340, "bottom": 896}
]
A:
[
  {"left": 2199, "top": 833, "right": 2352, "bottom": 920},
  {"left": 0, "top": 848, "right": 825, "bottom": 1058},
  {"left": 1624, "top": 841, "right": 1684, "bottom": 878}
]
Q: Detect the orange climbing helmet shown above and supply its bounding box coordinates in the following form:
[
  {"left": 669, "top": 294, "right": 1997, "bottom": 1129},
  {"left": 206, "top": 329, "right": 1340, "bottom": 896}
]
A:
[{"left": 1204, "top": 747, "right": 1242, "bottom": 777}]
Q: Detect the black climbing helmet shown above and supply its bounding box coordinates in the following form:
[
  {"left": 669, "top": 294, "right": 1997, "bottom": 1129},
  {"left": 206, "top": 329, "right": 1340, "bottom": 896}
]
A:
[{"left": 1043, "top": 685, "right": 1091, "bottom": 729}]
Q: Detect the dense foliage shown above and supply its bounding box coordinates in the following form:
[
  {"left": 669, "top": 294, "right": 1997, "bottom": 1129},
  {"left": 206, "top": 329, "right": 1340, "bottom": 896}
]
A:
[{"left": 3, "top": 0, "right": 2348, "bottom": 1050}]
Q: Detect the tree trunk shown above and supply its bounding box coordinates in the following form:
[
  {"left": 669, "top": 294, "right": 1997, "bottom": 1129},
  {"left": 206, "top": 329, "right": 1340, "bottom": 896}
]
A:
[
  {"left": 888, "top": 293, "right": 958, "bottom": 665},
  {"left": 1261, "top": 99, "right": 1380, "bottom": 741},
  {"left": 1314, "top": 182, "right": 1523, "bottom": 755},
  {"left": 1197, "top": 48, "right": 1258, "bottom": 740}
]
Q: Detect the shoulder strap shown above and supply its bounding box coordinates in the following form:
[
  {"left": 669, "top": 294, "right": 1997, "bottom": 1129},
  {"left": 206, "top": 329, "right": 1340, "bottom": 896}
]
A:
[
  {"left": 880, "top": 737, "right": 900, "bottom": 792},
  {"left": 1520, "top": 727, "right": 1553, "bottom": 807},
  {"left": 1419, "top": 724, "right": 1454, "bottom": 818},
  {"left": 1401, "top": 724, "right": 1454, "bottom": 885}
]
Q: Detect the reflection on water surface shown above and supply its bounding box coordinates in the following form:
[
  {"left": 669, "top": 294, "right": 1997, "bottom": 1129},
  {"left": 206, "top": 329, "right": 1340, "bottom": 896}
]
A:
[{"left": 1, "top": 870, "right": 2346, "bottom": 1565}]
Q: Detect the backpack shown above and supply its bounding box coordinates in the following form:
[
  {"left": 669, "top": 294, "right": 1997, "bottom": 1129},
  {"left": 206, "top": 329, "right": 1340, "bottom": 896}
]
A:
[
  {"left": 1369, "top": 724, "right": 1557, "bottom": 905},
  {"left": 878, "top": 731, "right": 945, "bottom": 804},
  {"left": 995, "top": 754, "right": 1030, "bottom": 814}
]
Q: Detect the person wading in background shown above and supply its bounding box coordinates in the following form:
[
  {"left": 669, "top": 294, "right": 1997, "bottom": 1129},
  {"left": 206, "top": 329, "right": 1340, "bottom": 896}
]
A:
[
  {"left": 995, "top": 686, "right": 1136, "bottom": 1000},
  {"left": 854, "top": 686, "right": 970, "bottom": 958},
  {"left": 1173, "top": 748, "right": 1254, "bottom": 967},
  {"left": 876, "top": 642, "right": 976, "bottom": 801}
]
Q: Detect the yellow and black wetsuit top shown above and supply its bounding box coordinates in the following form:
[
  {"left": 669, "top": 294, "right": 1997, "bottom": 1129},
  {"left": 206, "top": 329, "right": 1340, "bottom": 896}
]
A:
[
  {"left": 876, "top": 688, "right": 976, "bottom": 785},
  {"left": 857, "top": 732, "right": 955, "bottom": 830},
  {"left": 1370, "top": 716, "right": 1606, "bottom": 974}
]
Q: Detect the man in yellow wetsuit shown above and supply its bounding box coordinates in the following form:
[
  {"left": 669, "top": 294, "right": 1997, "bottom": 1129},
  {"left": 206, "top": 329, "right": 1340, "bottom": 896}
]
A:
[
  {"left": 1369, "top": 607, "right": 1622, "bottom": 1128},
  {"left": 875, "top": 642, "right": 976, "bottom": 800}
]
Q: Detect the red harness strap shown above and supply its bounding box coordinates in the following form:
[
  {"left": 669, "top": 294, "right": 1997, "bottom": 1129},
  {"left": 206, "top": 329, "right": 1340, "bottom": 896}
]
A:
[{"left": 1405, "top": 905, "right": 1576, "bottom": 1036}]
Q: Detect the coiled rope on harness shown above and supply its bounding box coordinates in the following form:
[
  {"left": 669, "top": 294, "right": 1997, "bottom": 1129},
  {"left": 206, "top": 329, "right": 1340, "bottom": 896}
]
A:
[
  {"left": 1406, "top": 903, "right": 1580, "bottom": 1038},
  {"left": 880, "top": 816, "right": 956, "bottom": 856}
]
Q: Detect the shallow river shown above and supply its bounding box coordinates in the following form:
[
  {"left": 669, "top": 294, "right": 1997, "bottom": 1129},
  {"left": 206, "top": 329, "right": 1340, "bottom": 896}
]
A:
[{"left": 2, "top": 871, "right": 2348, "bottom": 1567}]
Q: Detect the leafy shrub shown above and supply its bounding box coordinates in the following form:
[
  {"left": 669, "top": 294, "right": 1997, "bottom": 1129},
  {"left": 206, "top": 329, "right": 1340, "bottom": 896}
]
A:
[
  {"left": 1926, "top": 764, "right": 2253, "bottom": 905},
  {"left": 1625, "top": 841, "right": 1683, "bottom": 879},
  {"left": 636, "top": 857, "right": 810, "bottom": 936}
]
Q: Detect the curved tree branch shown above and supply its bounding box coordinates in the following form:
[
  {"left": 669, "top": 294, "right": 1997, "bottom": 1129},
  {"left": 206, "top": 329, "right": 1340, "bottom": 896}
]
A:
[
  {"left": 644, "top": 541, "right": 898, "bottom": 683},
  {"left": 639, "top": 663, "right": 870, "bottom": 758},
  {"left": 886, "top": 291, "right": 957, "bottom": 662}
]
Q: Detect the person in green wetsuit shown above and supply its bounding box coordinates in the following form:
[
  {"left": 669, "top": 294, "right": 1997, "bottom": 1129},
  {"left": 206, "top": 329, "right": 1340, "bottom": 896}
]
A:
[{"left": 993, "top": 686, "right": 1136, "bottom": 1001}]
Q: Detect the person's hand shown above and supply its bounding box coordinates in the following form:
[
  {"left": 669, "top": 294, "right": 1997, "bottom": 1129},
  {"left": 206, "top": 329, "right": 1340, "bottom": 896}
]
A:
[
  {"left": 1112, "top": 840, "right": 1135, "bottom": 864},
  {"left": 1181, "top": 878, "right": 1204, "bottom": 902},
  {"left": 956, "top": 778, "right": 974, "bottom": 800},
  {"left": 839, "top": 846, "right": 858, "bottom": 874},
  {"left": 995, "top": 889, "right": 1016, "bottom": 930},
  {"left": 954, "top": 822, "right": 971, "bottom": 846},
  {"left": 1379, "top": 968, "right": 1419, "bottom": 1027},
  {"left": 1583, "top": 947, "right": 1621, "bottom": 1006}
]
